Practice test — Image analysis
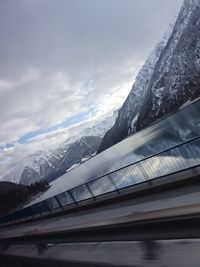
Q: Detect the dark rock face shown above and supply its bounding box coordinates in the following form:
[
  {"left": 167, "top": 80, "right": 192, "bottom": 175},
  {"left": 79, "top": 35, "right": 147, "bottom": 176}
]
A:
[
  {"left": 98, "top": 0, "right": 200, "bottom": 153},
  {"left": 137, "top": 1, "right": 200, "bottom": 130},
  {"left": 0, "top": 181, "right": 26, "bottom": 193}
]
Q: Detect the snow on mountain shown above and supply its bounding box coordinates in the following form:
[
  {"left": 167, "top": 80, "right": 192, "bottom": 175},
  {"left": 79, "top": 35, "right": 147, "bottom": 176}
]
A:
[
  {"left": 1, "top": 136, "right": 102, "bottom": 185},
  {"left": 1, "top": 150, "right": 61, "bottom": 184},
  {"left": 136, "top": 0, "right": 200, "bottom": 130},
  {"left": 82, "top": 109, "right": 118, "bottom": 137},
  {"left": 98, "top": 0, "right": 200, "bottom": 152},
  {"left": 97, "top": 18, "right": 174, "bottom": 152},
  {"left": 0, "top": 106, "right": 117, "bottom": 185}
]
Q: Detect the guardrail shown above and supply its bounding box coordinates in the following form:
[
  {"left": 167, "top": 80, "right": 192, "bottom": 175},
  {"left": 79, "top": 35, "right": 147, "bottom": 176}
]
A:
[{"left": 1, "top": 135, "right": 200, "bottom": 225}]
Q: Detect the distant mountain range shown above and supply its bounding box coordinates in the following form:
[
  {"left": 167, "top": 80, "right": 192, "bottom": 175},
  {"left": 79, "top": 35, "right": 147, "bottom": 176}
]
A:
[
  {"left": 1, "top": 110, "right": 117, "bottom": 185},
  {"left": 98, "top": 0, "right": 200, "bottom": 152}
]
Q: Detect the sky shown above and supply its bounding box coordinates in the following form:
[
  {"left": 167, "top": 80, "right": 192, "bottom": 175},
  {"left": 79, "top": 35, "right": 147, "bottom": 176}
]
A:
[{"left": 0, "top": 0, "right": 183, "bottom": 174}]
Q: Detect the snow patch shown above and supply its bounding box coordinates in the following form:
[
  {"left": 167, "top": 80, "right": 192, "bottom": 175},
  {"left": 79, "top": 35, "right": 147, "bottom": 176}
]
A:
[
  {"left": 129, "top": 114, "right": 139, "bottom": 134},
  {"left": 66, "top": 163, "right": 80, "bottom": 172}
]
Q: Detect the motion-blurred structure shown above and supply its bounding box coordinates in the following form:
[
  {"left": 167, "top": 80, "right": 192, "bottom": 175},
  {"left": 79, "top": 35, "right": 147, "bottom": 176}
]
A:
[{"left": 1, "top": 100, "right": 200, "bottom": 266}]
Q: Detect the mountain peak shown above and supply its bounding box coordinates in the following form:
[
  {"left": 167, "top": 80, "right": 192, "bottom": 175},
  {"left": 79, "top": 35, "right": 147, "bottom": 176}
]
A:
[{"left": 98, "top": 0, "right": 200, "bottom": 152}]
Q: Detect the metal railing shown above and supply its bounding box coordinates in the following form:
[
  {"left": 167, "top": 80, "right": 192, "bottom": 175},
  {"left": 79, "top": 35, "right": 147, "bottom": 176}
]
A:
[{"left": 1, "top": 135, "right": 200, "bottom": 225}]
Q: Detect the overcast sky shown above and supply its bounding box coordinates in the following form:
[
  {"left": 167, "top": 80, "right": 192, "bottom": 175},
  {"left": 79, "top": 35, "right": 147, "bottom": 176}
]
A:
[{"left": 0, "top": 0, "right": 183, "bottom": 173}]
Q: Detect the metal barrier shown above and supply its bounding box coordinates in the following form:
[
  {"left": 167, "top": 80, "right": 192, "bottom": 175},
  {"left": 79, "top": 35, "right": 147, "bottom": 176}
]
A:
[{"left": 1, "top": 135, "right": 200, "bottom": 225}]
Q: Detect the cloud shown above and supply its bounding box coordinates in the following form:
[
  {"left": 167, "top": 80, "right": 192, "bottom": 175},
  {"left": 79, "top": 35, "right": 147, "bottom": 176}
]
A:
[
  {"left": 0, "top": 58, "right": 142, "bottom": 147},
  {"left": 0, "top": 70, "right": 84, "bottom": 144}
]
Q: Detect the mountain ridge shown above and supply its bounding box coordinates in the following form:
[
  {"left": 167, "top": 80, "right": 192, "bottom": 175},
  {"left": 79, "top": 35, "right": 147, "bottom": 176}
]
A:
[
  {"left": 98, "top": 0, "right": 200, "bottom": 153},
  {"left": 0, "top": 109, "right": 118, "bottom": 184}
]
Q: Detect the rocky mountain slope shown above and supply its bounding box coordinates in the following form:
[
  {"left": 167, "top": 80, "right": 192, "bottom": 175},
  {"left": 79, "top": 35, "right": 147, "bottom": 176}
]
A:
[
  {"left": 39, "top": 135, "right": 102, "bottom": 184},
  {"left": 2, "top": 150, "right": 63, "bottom": 185},
  {"left": 98, "top": 0, "right": 200, "bottom": 152},
  {"left": 1, "top": 109, "right": 117, "bottom": 185},
  {"left": 2, "top": 136, "right": 101, "bottom": 185}
]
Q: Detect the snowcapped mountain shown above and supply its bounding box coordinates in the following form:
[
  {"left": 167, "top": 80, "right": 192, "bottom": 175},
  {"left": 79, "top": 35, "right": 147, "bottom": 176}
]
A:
[
  {"left": 82, "top": 109, "right": 118, "bottom": 137},
  {"left": 0, "top": 112, "right": 117, "bottom": 185},
  {"left": 2, "top": 136, "right": 102, "bottom": 185},
  {"left": 98, "top": 0, "right": 200, "bottom": 152},
  {"left": 0, "top": 106, "right": 117, "bottom": 185},
  {"left": 2, "top": 150, "right": 64, "bottom": 185}
]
